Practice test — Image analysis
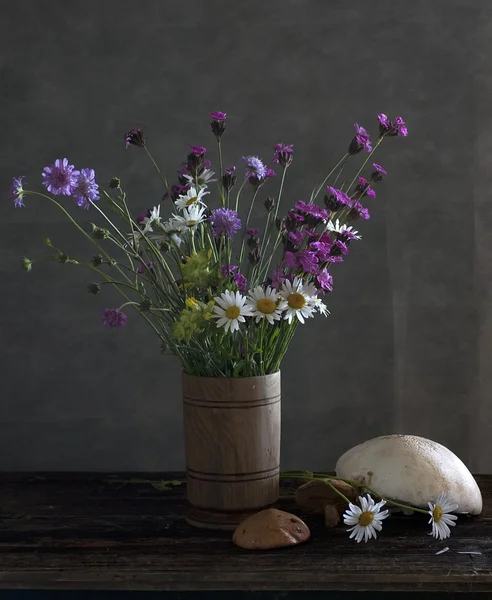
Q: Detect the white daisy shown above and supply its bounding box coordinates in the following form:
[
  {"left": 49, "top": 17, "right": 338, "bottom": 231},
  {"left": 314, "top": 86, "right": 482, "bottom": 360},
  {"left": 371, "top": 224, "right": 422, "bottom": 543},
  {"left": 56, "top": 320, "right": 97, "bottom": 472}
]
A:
[
  {"left": 428, "top": 493, "right": 458, "bottom": 541},
  {"left": 183, "top": 169, "right": 217, "bottom": 186},
  {"left": 174, "top": 186, "right": 210, "bottom": 211},
  {"left": 279, "top": 277, "right": 316, "bottom": 324},
  {"left": 246, "top": 286, "right": 284, "bottom": 324},
  {"left": 327, "top": 218, "right": 361, "bottom": 240},
  {"left": 313, "top": 296, "right": 330, "bottom": 317},
  {"left": 142, "top": 205, "right": 161, "bottom": 233},
  {"left": 343, "top": 494, "right": 390, "bottom": 543},
  {"left": 212, "top": 290, "right": 253, "bottom": 333},
  {"left": 172, "top": 204, "right": 207, "bottom": 230}
]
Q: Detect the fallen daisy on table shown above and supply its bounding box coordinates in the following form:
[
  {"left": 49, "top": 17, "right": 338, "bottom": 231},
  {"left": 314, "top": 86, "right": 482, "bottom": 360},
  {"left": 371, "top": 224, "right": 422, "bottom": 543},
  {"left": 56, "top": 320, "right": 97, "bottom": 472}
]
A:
[
  {"left": 342, "top": 494, "right": 390, "bottom": 543},
  {"left": 428, "top": 492, "right": 458, "bottom": 541}
]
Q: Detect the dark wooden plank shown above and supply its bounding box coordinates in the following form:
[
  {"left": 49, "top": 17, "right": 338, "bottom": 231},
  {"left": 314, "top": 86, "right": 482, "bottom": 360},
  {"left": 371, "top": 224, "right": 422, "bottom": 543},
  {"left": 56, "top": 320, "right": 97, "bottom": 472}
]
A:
[{"left": 0, "top": 473, "right": 491, "bottom": 592}]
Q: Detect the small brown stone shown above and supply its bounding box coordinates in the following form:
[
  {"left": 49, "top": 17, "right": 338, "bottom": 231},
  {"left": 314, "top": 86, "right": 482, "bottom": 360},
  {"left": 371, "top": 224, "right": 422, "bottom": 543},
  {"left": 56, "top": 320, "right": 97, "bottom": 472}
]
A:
[
  {"left": 232, "top": 508, "right": 310, "bottom": 550},
  {"left": 295, "top": 479, "right": 356, "bottom": 515},
  {"left": 324, "top": 503, "right": 340, "bottom": 528}
]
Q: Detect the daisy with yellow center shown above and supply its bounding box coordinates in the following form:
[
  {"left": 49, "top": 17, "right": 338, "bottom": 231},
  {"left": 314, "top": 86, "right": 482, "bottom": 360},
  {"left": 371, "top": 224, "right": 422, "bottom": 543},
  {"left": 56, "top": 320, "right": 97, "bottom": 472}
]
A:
[
  {"left": 246, "top": 286, "right": 284, "bottom": 324},
  {"left": 279, "top": 277, "right": 316, "bottom": 324},
  {"left": 428, "top": 492, "right": 458, "bottom": 540},
  {"left": 175, "top": 186, "right": 210, "bottom": 211},
  {"left": 172, "top": 204, "right": 207, "bottom": 230},
  {"left": 343, "top": 494, "right": 389, "bottom": 543},
  {"left": 212, "top": 290, "right": 253, "bottom": 333}
]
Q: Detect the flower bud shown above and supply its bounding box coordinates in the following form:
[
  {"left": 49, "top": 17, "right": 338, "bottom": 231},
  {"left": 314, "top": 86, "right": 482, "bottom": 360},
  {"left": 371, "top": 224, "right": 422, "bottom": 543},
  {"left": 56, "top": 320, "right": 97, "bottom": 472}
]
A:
[
  {"left": 124, "top": 128, "right": 145, "bottom": 149},
  {"left": 22, "top": 257, "right": 32, "bottom": 272},
  {"left": 91, "top": 254, "right": 103, "bottom": 267},
  {"left": 248, "top": 246, "right": 261, "bottom": 266},
  {"left": 87, "top": 283, "right": 100, "bottom": 295},
  {"left": 264, "top": 195, "right": 276, "bottom": 212},
  {"left": 109, "top": 177, "right": 121, "bottom": 189}
]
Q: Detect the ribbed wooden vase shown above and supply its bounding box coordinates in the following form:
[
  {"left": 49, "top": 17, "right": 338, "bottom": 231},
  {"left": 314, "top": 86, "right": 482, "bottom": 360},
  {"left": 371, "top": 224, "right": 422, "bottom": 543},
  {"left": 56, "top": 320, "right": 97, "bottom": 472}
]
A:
[{"left": 182, "top": 371, "right": 281, "bottom": 530}]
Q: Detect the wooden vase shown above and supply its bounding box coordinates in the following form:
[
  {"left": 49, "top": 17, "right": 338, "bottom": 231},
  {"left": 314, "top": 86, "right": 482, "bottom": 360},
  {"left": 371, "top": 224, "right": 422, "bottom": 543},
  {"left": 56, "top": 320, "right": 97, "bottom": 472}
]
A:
[{"left": 182, "top": 371, "right": 281, "bottom": 530}]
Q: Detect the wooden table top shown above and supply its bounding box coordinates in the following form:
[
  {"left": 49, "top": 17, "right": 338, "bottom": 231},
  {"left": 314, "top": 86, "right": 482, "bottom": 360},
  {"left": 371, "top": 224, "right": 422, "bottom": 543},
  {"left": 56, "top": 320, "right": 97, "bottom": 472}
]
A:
[{"left": 0, "top": 472, "right": 490, "bottom": 596}]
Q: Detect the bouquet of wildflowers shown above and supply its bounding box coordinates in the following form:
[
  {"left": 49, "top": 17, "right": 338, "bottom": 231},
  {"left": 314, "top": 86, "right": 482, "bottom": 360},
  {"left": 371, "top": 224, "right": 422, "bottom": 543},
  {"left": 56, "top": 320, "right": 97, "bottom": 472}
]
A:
[{"left": 10, "top": 112, "right": 407, "bottom": 377}]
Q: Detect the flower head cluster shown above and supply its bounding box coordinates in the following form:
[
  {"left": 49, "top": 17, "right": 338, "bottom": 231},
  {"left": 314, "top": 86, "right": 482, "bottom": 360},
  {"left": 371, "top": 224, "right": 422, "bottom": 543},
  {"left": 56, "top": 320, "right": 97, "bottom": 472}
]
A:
[
  {"left": 272, "top": 143, "right": 294, "bottom": 168},
  {"left": 242, "top": 156, "right": 275, "bottom": 186},
  {"left": 42, "top": 158, "right": 80, "bottom": 196},
  {"left": 378, "top": 114, "right": 408, "bottom": 137},
  {"left": 348, "top": 124, "right": 372, "bottom": 155},
  {"left": 10, "top": 176, "right": 26, "bottom": 208},
  {"left": 209, "top": 208, "right": 242, "bottom": 239},
  {"left": 102, "top": 308, "right": 127, "bottom": 328},
  {"left": 72, "top": 168, "right": 100, "bottom": 209}
]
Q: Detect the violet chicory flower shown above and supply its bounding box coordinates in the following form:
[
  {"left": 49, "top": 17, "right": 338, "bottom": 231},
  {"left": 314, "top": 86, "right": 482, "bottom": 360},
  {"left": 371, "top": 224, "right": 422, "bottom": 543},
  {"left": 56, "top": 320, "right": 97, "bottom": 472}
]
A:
[
  {"left": 42, "top": 158, "right": 79, "bottom": 196},
  {"left": 102, "top": 308, "right": 127, "bottom": 327},
  {"left": 125, "top": 128, "right": 145, "bottom": 149},
  {"left": 209, "top": 208, "right": 242, "bottom": 239},
  {"left": 72, "top": 168, "right": 100, "bottom": 209},
  {"left": 272, "top": 143, "right": 294, "bottom": 168},
  {"left": 10, "top": 176, "right": 26, "bottom": 208}
]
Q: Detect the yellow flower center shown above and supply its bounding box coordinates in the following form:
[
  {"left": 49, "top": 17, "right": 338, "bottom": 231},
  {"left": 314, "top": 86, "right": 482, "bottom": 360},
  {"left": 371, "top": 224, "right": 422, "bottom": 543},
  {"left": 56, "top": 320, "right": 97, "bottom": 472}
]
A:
[
  {"left": 203, "top": 312, "right": 212, "bottom": 321},
  {"left": 185, "top": 297, "right": 198, "bottom": 309},
  {"left": 288, "top": 292, "right": 306, "bottom": 310},
  {"left": 225, "top": 306, "right": 241, "bottom": 320},
  {"left": 433, "top": 506, "right": 443, "bottom": 523},
  {"left": 359, "top": 511, "right": 374, "bottom": 526},
  {"left": 186, "top": 196, "right": 198, "bottom": 206},
  {"left": 257, "top": 298, "right": 276, "bottom": 314},
  {"left": 188, "top": 220, "right": 197, "bottom": 225}
]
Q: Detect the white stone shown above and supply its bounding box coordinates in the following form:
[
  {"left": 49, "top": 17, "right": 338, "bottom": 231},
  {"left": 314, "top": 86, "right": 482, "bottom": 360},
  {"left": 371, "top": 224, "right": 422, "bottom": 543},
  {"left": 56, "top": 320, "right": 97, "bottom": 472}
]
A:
[{"left": 335, "top": 434, "right": 482, "bottom": 515}]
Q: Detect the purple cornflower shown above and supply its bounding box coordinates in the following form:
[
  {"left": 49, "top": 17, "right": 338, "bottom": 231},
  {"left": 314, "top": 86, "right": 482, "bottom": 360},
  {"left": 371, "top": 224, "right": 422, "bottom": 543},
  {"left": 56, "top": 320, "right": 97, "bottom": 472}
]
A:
[
  {"left": 233, "top": 273, "right": 248, "bottom": 292},
  {"left": 295, "top": 201, "right": 329, "bottom": 222},
  {"left": 325, "top": 186, "right": 351, "bottom": 212},
  {"left": 297, "top": 249, "right": 319, "bottom": 274},
  {"left": 210, "top": 111, "right": 227, "bottom": 121},
  {"left": 347, "top": 201, "right": 370, "bottom": 221},
  {"left": 264, "top": 167, "right": 276, "bottom": 179},
  {"left": 136, "top": 208, "right": 151, "bottom": 224},
  {"left": 373, "top": 163, "right": 387, "bottom": 175},
  {"left": 285, "top": 210, "right": 305, "bottom": 231},
  {"left": 329, "top": 240, "right": 349, "bottom": 257},
  {"left": 42, "top": 158, "right": 79, "bottom": 196},
  {"left": 102, "top": 308, "right": 127, "bottom": 328},
  {"left": 209, "top": 208, "right": 242, "bottom": 239},
  {"left": 316, "top": 268, "right": 334, "bottom": 293},
  {"left": 353, "top": 176, "right": 375, "bottom": 200},
  {"left": 243, "top": 156, "right": 267, "bottom": 180},
  {"left": 222, "top": 166, "right": 237, "bottom": 191},
  {"left": 72, "top": 168, "right": 99, "bottom": 209},
  {"left": 366, "top": 187, "right": 376, "bottom": 198},
  {"left": 378, "top": 114, "right": 408, "bottom": 137},
  {"left": 190, "top": 146, "right": 207, "bottom": 156},
  {"left": 247, "top": 228, "right": 260, "bottom": 236},
  {"left": 272, "top": 143, "right": 294, "bottom": 168},
  {"left": 288, "top": 231, "right": 304, "bottom": 246},
  {"left": 270, "top": 268, "right": 288, "bottom": 289},
  {"left": 10, "top": 176, "right": 26, "bottom": 208},
  {"left": 348, "top": 124, "right": 372, "bottom": 155},
  {"left": 125, "top": 128, "right": 145, "bottom": 149},
  {"left": 169, "top": 183, "right": 190, "bottom": 202}
]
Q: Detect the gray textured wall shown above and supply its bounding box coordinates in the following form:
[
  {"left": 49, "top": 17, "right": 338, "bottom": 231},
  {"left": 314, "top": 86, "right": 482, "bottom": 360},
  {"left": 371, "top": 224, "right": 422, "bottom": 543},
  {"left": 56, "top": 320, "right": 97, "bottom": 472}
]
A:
[{"left": 1, "top": 0, "right": 491, "bottom": 472}]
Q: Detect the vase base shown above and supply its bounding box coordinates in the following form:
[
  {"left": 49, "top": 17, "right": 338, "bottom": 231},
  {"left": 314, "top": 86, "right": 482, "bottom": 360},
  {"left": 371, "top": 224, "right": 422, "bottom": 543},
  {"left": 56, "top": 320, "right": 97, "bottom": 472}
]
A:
[{"left": 185, "top": 507, "right": 258, "bottom": 531}]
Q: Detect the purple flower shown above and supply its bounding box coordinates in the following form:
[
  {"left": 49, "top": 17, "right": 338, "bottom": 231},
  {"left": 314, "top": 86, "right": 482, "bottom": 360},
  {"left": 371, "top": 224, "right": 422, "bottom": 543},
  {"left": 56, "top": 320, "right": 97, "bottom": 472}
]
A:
[
  {"left": 190, "top": 145, "right": 207, "bottom": 156},
  {"left": 325, "top": 186, "right": 351, "bottom": 212},
  {"left": 102, "top": 308, "right": 127, "bottom": 328},
  {"left": 137, "top": 261, "right": 154, "bottom": 274},
  {"left": 348, "top": 124, "right": 372, "bottom": 155},
  {"left": 264, "top": 167, "right": 276, "bottom": 179},
  {"left": 243, "top": 156, "right": 267, "bottom": 179},
  {"left": 310, "top": 240, "right": 331, "bottom": 261},
  {"left": 329, "top": 240, "right": 348, "bottom": 257},
  {"left": 10, "top": 176, "right": 26, "bottom": 208},
  {"left": 222, "top": 166, "right": 237, "bottom": 192},
  {"left": 225, "top": 166, "right": 236, "bottom": 175},
  {"left": 378, "top": 114, "right": 408, "bottom": 137},
  {"left": 288, "top": 231, "right": 304, "bottom": 246},
  {"left": 72, "top": 168, "right": 99, "bottom": 209},
  {"left": 221, "top": 264, "right": 238, "bottom": 278},
  {"left": 371, "top": 163, "right": 387, "bottom": 183},
  {"left": 42, "top": 158, "right": 79, "bottom": 196},
  {"left": 285, "top": 210, "right": 305, "bottom": 231},
  {"left": 272, "top": 143, "right": 294, "bottom": 168},
  {"left": 124, "top": 128, "right": 145, "bottom": 149},
  {"left": 316, "top": 268, "right": 334, "bottom": 293},
  {"left": 373, "top": 163, "right": 387, "bottom": 175},
  {"left": 295, "top": 200, "right": 329, "bottom": 222},
  {"left": 366, "top": 187, "right": 376, "bottom": 198},
  {"left": 209, "top": 208, "right": 242, "bottom": 239},
  {"left": 347, "top": 201, "right": 370, "bottom": 221},
  {"left": 234, "top": 273, "right": 248, "bottom": 292},
  {"left": 204, "top": 158, "right": 212, "bottom": 168},
  {"left": 210, "top": 111, "right": 227, "bottom": 121},
  {"left": 136, "top": 208, "right": 151, "bottom": 224},
  {"left": 284, "top": 251, "right": 298, "bottom": 269},
  {"left": 297, "top": 249, "right": 319, "bottom": 274},
  {"left": 270, "top": 268, "right": 288, "bottom": 289},
  {"left": 247, "top": 228, "right": 260, "bottom": 236}
]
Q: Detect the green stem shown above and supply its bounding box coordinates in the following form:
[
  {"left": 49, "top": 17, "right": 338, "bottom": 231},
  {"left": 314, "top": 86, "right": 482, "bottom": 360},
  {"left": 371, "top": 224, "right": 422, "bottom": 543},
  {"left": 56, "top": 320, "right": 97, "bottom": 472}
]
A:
[
  {"left": 346, "top": 138, "right": 383, "bottom": 194},
  {"left": 311, "top": 154, "right": 349, "bottom": 202}
]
